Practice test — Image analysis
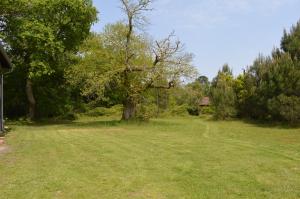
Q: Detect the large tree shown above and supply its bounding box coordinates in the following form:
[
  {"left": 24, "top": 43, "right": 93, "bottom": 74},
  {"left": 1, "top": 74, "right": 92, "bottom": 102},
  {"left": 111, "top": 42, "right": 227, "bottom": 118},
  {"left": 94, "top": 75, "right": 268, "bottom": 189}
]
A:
[
  {"left": 68, "top": 0, "right": 195, "bottom": 120},
  {"left": 211, "top": 64, "right": 237, "bottom": 119},
  {"left": 0, "top": 0, "right": 97, "bottom": 119}
]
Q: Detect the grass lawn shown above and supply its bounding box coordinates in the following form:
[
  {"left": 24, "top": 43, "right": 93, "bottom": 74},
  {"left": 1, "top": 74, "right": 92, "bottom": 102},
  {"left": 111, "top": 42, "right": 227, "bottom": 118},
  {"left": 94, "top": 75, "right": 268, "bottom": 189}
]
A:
[{"left": 0, "top": 116, "right": 300, "bottom": 199}]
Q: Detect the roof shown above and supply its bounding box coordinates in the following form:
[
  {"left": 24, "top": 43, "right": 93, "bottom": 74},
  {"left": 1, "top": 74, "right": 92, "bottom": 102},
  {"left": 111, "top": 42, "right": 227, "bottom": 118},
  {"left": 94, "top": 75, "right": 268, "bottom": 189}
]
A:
[
  {"left": 199, "top": 97, "right": 210, "bottom": 106},
  {"left": 0, "top": 45, "right": 12, "bottom": 72}
]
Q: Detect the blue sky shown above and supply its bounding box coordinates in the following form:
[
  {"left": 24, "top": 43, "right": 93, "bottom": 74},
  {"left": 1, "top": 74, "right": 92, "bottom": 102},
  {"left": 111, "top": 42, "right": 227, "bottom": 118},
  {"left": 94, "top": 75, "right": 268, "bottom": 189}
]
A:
[{"left": 92, "top": 0, "right": 300, "bottom": 79}]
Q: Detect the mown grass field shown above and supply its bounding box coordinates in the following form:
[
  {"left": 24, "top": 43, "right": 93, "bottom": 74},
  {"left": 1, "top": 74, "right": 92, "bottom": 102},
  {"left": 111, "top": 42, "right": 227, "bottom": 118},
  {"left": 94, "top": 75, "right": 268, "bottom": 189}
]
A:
[{"left": 0, "top": 116, "right": 300, "bottom": 199}]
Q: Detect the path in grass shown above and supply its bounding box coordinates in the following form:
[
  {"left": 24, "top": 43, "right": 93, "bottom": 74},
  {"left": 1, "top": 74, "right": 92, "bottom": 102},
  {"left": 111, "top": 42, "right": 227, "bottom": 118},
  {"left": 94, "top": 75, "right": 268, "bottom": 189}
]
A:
[{"left": 0, "top": 117, "right": 299, "bottom": 199}]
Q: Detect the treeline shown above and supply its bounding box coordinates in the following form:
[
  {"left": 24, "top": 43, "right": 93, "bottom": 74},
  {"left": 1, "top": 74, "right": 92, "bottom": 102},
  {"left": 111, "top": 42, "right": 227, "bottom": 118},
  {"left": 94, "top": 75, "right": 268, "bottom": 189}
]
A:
[
  {"left": 210, "top": 22, "right": 300, "bottom": 124},
  {"left": 136, "top": 20, "right": 300, "bottom": 124},
  {"left": 0, "top": 0, "right": 299, "bottom": 124}
]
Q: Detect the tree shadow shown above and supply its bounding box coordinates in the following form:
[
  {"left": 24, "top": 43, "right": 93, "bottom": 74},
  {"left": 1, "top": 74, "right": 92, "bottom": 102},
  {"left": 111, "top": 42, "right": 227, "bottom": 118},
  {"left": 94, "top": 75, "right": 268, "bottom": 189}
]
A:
[
  {"left": 200, "top": 115, "right": 299, "bottom": 129},
  {"left": 7, "top": 116, "right": 299, "bottom": 130},
  {"left": 240, "top": 118, "right": 300, "bottom": 129},
  {"left": 67, "top": 120, "right": 122, "bottom": 128},
  {"left": 7, "top": 119, "right": 74, "bottom": 127},
  {"left": 7, "top": 117, "right": 152, "bottom": 128}
]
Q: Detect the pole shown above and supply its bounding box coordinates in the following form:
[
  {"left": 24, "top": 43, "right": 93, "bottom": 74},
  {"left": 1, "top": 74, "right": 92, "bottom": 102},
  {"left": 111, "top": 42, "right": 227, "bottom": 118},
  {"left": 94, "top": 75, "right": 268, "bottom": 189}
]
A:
[{"left": 0, "top": 74, "right": 3, "bottom": 133}]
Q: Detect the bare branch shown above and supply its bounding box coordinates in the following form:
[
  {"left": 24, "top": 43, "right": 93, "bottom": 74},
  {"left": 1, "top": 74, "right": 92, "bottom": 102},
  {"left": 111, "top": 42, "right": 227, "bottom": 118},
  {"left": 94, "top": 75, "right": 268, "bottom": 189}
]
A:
[{"left": 152, "top": 31, "right": 184, "bottom": 66}]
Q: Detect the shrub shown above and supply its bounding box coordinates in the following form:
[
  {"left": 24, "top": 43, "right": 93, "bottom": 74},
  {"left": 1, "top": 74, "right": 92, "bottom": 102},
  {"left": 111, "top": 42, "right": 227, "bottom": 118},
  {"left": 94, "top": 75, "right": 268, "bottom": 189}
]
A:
[
  {"left": 268, "top": 95, "right": 300, "bottom": 124},
  {"left": 200, "top": 106, "right": 214, "bottom": 115},
  {"left": 187, "top": 107, "right": 199, "bottom": 116},
  {"left": 85, "top": 105, "right": 123, "bottom": 117},
  {"left": 170, "top": 104, "right": 189, "bottom": 116},
  {"left": 135, "top": 104, "right": 157, "bottom": 121}
]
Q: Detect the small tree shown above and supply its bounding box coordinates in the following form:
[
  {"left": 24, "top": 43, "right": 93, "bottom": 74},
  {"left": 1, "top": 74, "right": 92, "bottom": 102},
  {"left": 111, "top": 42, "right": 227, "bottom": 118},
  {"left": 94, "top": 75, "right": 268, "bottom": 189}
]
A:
[{"left": 197, "top": 75, "right": 210, "bottom": 96}]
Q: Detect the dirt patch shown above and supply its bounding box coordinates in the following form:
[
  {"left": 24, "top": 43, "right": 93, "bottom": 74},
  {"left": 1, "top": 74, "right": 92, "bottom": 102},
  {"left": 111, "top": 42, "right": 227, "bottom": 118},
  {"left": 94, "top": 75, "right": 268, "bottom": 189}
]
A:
[
  {"left": 0, "top": 145, "right": 10, "bottom": 155},
  {"left": 0, "top": 137, "right": 4, "bottom": 145}
]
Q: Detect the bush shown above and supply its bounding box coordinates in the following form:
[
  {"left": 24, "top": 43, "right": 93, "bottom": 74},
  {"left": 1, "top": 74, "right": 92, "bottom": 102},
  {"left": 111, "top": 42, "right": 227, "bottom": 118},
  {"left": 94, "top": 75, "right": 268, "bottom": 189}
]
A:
[
  {"left": 200, "top": 106, "right": 214, "bottom": 115},
  {"left": 135, "top": 104, "right": 157, "bottom": 121},
  {"left": 170, "top": 104, "right": 189, "bottom": 116},
  {"left": 107, "top": 105, "right": 123, "bottom": 116},
  {"left": 268, "top": 95, "right": 300, "bottom": 124},
  {"left": 187, "top": 107, "right": 199, "bottom": 116},
  {"left": 86, "top": 107, "right": 107, "bottom": 117},
  {"left": 57, "top": 112, "right": 78, "bottom": 121},
  {"left": 85, "top": 105, "right": 123, "bottom": 117}
]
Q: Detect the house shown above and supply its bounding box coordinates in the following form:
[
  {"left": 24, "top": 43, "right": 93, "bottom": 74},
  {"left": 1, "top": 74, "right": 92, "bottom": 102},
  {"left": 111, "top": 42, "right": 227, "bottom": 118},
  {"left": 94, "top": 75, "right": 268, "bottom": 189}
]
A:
[
  {"left": 199, "top": 96, "right": 210, "bottom": 107},
  {"left": 0, "top": 45, "right": 12, "bottom": 133}
]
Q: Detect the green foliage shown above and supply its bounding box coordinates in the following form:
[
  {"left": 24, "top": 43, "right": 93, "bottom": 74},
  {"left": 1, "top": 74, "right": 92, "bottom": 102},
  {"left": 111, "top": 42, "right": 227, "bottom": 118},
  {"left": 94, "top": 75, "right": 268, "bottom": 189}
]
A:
[
  {"left": 66, "top": 33, "right": 125, "bottom": 103},
  {"left": 196, "top": 75, "right": 210, "bottom": 95},
  {"left": 233, "top": 20, "right": 300, "bottom": 124},
  {"left": 1, "top": 0, "right": 299, "bottom": 124},
  {"left": 165, "top": 80, "right": 205, "bottom": 117},
  {"left": 237, "top": 52, "right": 300, "bottom": 123},
  {"left": 2, "top": 0, "right": 97, "bottom": 80},
  {"left": 135, "top": 104, "right": 157, "bottom": 121},
  {"left": 268, "top": 95, "right": 300, "bottom": 124},
  {"left": 199, "top": 106, "right": 214, "bottom": 115},
  {"left": 168, "top": 104, "right": 189, "bottom": 116},
  {"left": 211, "top": 64, "right": 237, "bottom": 119},
  {"left": 86, "top": 105, "right": 123, "bottom": 117},
  {"left": 55, "top": 111, "right": 78, "bottom": 121},
  {"left": 185, "top": 81, "right": 203, "bottom": 115},
  {"left": 281, "top": 21, "right": 300, "bottom": 59},
  {"left": 187, "top": 107, "right": 199, "bottom": 116},
  {"left": 67, "top": 20, "right": 195, "bottom": 120},
  {"left": 0, "top": 0, "right": 97, "bottom": 119}
]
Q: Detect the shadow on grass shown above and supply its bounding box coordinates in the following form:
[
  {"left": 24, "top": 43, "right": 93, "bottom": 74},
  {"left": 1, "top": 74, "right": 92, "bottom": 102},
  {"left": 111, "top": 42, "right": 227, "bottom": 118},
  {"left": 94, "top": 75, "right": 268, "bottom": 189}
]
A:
[
  {"left": 240, "top": 118, "right": 300, "bottom": 129},
  {"left": 7, "top": 119, "right": 74, "bottom": 127},
  {"left": 7, "top": 119, "right": 122, "bottom": 128},
  {"left": 7, "top": 117, "right": 148, "bottom": 127},
  {"left": 8, "top": 115, "right": 298, "bottom": 130},
  {"left": 203, "top": 115, "right": 299, "bottom": 129},
  {"left": 68, "top": 120, "right": 122, "bottom": 128}
]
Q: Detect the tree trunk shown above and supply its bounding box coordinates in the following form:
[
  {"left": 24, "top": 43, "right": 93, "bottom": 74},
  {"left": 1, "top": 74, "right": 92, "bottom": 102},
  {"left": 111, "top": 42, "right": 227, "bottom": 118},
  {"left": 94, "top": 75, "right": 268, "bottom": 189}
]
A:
[
  {"left": 26, "top": 79, "right": 36, "bottom": 120},
  {"left": 156, "top": 88, "right": 160, "bottom": 117},
  {"left": 122, "top": 97, "right": 136, "bottom": 120}
]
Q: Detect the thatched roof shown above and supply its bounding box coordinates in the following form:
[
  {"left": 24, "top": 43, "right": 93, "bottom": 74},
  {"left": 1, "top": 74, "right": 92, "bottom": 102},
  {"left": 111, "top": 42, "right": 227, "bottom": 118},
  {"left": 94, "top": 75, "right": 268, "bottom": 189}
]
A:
[
  {"left": 200, "top": 97, "right": 210, "bottom": 106},
  {"left": 0, "top": 45, "right": 12, "bottom": 72}
]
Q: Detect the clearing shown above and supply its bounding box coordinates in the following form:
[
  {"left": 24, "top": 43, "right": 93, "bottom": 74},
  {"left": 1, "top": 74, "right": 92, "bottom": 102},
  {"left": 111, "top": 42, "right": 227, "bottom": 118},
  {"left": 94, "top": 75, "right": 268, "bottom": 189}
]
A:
[{"left": 0, "top": 117, "right": 299, "bottom": 199}]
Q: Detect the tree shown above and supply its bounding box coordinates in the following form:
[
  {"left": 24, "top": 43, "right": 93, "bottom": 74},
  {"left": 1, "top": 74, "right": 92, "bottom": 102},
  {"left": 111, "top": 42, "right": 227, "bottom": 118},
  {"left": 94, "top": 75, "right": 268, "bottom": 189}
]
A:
[
  {"left": 211, "top": 64, "right": 236, "bottom": 119},
  {"left": 233, "top": 20, "right": 300, "bottom": 124},
  {"left": 281, "top": 21, "right": 300, "bottom": 60},
  {"left": 185, "top": 81, "right": 203, "bottom": 116},
  {"left": 236, "top": 49, "right": 300, "bottom": 123},
  {"left": 235, "top": 55, "right": 272, "bottom": 119},
  {"left": 0, "top": 0, "right": 97, "bottom": 119},
  {"left": 196, "top": 75, "right": 210, "bottom": 96},
  {"left": 68, "top": 0, "right": 195, "bottom": 120},
  {"left": 119, "top": 0, "right": 195, "bottom": 120},
  {"left": 268, "top": 94, "right": 300, "bottom": 124}
]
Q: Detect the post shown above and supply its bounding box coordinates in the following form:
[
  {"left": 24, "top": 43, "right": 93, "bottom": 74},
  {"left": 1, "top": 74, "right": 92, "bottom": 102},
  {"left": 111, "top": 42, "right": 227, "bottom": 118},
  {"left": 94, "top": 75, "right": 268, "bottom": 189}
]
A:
[{"left": 0, "top": 74, "right": 3, "bottom": 133}]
